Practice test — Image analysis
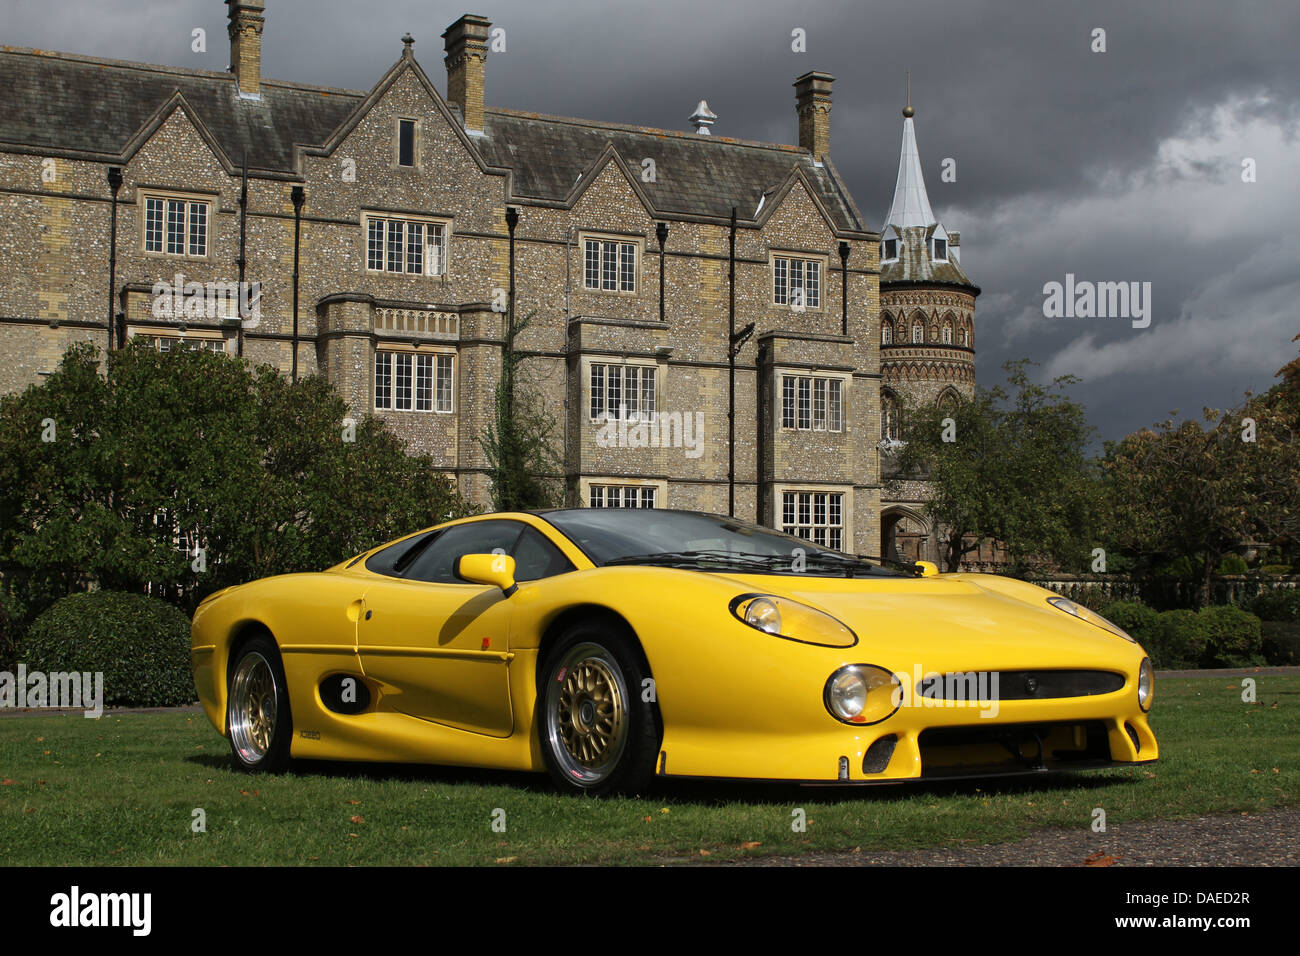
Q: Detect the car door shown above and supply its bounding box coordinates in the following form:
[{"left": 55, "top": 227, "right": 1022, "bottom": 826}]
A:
[{"left": 356, "top": 520, "right": 526, "bottom": 738}]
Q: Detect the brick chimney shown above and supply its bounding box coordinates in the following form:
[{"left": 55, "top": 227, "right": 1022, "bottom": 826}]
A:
[
  {"left": 227, "top": 0, "right": 266, "bottom": 96},
  {"left": 793, "top": 71, "right": 833, "bottom": 160},
  {"left": 442, "top": 14, "right": 491, "bottom": 131}
]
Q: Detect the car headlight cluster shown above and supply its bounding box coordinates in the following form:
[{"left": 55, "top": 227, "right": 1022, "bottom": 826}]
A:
[
  {"left": 1047, "top": 596, "right": 1137, "bottom": 642},
  {"left": 823, "top": 665, "right": 900, "bottom": 725},
  {"left": 730, "top": 594, "right": 857, "bottom": 648},
  {"left": 1138, "top": 657, "right": 1154, "bottom": 711}
]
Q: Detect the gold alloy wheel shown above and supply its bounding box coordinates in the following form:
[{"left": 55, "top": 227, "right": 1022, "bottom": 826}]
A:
[
  {"left": 545, "top": 643, "right": 629, "bottom": 785},
  {"left": 229, "top": 651, "right": 278, "bottom": 765}
]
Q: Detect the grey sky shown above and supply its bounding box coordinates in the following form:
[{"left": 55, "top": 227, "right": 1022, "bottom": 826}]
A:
[{"left": 4, "top": 0, "right": 1298, "bottom": 444}]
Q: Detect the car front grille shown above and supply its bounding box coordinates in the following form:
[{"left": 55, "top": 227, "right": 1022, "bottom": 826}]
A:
[{"left": 916, "top": 669, "right": 1124, "bottom": 702}]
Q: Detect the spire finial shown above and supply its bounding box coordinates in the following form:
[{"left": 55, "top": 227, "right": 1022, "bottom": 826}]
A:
[
  {"left": 401, "top": 32, "right": 414, "bottom": 58},
  {"left": 903, "top": 71, "right": 913, "bottom": 118}
]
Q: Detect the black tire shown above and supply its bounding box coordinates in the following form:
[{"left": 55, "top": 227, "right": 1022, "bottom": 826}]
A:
[
  {"left": 226, "top": 634, "right": 293, "bottom": 773},
  {"left": 537, "top": 620, "right": 661, "bottom": 796}
]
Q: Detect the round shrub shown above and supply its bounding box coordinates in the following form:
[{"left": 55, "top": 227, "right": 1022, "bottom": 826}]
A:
[
  {"left": 1217, "top": 554, "right": 1249, "bottom": 574},
  {"left": 22, "top": 591, "right": 194, "bottom": 707},
  {"left": 1099, "top": 600, "right": 1158, "bottom": 647},
  {"left": 1147, "top": 609, "right": 1209, "bottom": 669},
  {"left": 1197, "top": 605, "right": 1264, "bottom": 668}
]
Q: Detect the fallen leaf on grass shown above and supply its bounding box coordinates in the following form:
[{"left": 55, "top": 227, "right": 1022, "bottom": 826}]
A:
[
  {"left": 698, "top": 849, "right": 712, "bottom": 856},
  {"left": 740, "top": 841, "right": 762, "bottom": 850},
  {"left": 347, "top": 800, "right": 361, "bottom": 805},
  {"left": 495, "top": 856, "right": 517, "bottom": 864},
  {"left": 1084, "top": 852, "right": 1119, "bottom": 867},
  {"left": 350, "top": 815, "right": 364, "bottom": 824},
  {"left": 0, "top": 779, "right": 15, "bottom": 786}
]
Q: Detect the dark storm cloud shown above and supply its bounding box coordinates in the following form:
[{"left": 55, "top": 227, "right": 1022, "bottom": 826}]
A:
[{"left": 4, "top": 0, "right": 1297, "bottom": 443}]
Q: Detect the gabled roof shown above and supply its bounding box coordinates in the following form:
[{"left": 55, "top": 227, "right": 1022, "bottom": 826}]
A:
[
  {"left": 0, "top": 47, "right": 361, "bottom": 174},
  {"left": 0, "top": 45, "right": 869, "bottom": 233}
]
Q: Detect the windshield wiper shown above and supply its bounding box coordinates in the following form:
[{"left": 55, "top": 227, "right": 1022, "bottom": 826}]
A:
[{"left": 603, "top": 549, "right": 887, "bottom": 577}]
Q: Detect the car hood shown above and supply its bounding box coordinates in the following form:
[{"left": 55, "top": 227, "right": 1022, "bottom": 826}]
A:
[{"left": 720, "top": 570, "right": 1138, "bottom": 670}]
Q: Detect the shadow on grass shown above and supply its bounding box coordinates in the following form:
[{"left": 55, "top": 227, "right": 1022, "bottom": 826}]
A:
[{"left": 184, "top": 751, "right": 1137, "bottom": 807}]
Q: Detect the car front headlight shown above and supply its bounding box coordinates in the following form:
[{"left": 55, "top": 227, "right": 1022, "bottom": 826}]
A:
[
  {"left": 730, "top": 594, "right": 857, "bottom": 648},
  {"left": 1138, "top": 657, "right": 1154, "bottom": 711},
  {"left": 824, "top": 664, "right": 900, "bottom": 725},
  {"left": 1047, "top": 596, "right": 1136, "bottom": 642}
]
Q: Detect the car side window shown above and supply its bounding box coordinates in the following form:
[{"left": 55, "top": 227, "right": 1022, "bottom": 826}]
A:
[
  {"left": 401, "top": 520, "right": 525, "bottom": 584},
  {"left": 512, "top": 527, "right": 575, "bottom": 582}
]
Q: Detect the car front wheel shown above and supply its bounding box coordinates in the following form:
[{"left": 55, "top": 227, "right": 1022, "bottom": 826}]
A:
[
  {"left": 226, "top": 634, "right": 293, "bottom": 773},
  {"left": 538, "top": 624, "right": 659, "bottom": 795}
]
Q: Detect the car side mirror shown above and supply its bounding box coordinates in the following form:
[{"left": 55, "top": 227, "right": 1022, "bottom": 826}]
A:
[
  {"left": 456, "top": 552, "right": 518, "bottom": 596},
  {"left": 914, "top": 560, "right": 939, "bottom": 578}
]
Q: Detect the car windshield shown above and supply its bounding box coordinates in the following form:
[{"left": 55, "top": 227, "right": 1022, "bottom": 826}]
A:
[{"left": 542, "top": 509, "right": 905, "bottom": 577}]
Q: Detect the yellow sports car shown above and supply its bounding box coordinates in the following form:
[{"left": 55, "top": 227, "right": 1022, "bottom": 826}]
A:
[{"left": 191, "top": 509, "right": 1157, "bottom": 794}]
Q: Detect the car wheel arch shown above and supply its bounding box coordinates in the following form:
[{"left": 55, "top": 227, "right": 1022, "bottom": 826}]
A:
[{"left": 537, "top": 605, "right": 654, "bottom": 687}]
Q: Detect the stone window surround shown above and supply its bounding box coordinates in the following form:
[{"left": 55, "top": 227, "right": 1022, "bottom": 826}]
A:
[
  {"left": 138, "top": 187, "right": 217, "bottom": 260},
  {"left": 583, "top": 356, "right": 660, "bottom": 423},
  {"left": 769, "top": 249, "right": 827, "bottom": 312},
  {"left": 394, "top": 116, "right": 421, "bottom": 170},
  {"left": 773, "top": 483, "right": 853, "bottom": 552},
  {"left": 374, "top": 343, "right": 456, "bottom": 414},
  {"left": 580, "top": 476, "right": 667, "bottom": 510},
  {"left": 579, "top": 231, "right": 643, "bottom": 295},
  {"left": 361, "top": 210, "right": 452, "bottom": 276},
  {"left": 126, "top": 324, "right": 228, "bottom": 351},
  {"left": 774, "top": 367, "right": 849, "bottom": 433}
]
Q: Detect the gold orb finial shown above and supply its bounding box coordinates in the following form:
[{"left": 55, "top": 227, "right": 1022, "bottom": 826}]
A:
[{"left": 903, "top": 104, "right": 914, "bottom": 118}]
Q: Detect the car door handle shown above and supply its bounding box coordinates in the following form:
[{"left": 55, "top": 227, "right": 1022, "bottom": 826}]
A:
[{"left": 346, "top": 599, "right": 366, "bottom": 622}]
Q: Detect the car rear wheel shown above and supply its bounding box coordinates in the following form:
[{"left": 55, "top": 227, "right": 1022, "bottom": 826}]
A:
[
  {"left": 538, "top": 624, "right": 659, "bottom": 795},
  {"left": 227, "top": 634, "right": 293, "bottom": 773}
]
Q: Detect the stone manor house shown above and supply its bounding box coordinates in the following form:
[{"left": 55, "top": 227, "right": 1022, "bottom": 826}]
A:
[{"left": 0, "top": 2, "right": 980, "bottom": 563}]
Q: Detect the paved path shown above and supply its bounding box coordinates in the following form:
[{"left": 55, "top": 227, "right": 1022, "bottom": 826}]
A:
[{"left": 680, "top": 807, "right": 1300, "bottom": 866}]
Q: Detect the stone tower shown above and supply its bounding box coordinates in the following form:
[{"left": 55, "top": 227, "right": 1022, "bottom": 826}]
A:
[{"left": 878, "top": 96, "right": 980, "bottom": 565}]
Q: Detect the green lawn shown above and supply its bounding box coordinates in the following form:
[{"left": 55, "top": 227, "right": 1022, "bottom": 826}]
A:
[{"left": 1, "top": 675, "right": 1296, "bottom": 866}]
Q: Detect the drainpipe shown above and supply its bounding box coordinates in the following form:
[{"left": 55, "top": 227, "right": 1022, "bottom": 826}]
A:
[
  {"left": 106, "top": 166, "right": 123, "bottom": 350},
  {"left": 656, "top": 221, "right": 669, "bottom": 324},
  {"left": 504, "top": 206, "right": 519, "bottom": 422},
  {"left": 290, "top": 185, "right": 305, "bottom": 383},
  {"left": 727, "top": 207, "right": 736, "bottom": 517},
  {"left": 237, "top": 152, "right": 248, "bottom": 357},
  {"left": 838, "top": 241, "right": 850, "bottom": 337}
]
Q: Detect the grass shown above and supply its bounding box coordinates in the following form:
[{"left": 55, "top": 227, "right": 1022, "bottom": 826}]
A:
[{"left": 1, "top": 675, "right": 1296, "bottom": 866}]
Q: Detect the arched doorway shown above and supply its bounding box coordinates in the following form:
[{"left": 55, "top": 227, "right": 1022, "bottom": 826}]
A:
[{"left": 881, "top": 507, "right": 930, "bottom": 564}]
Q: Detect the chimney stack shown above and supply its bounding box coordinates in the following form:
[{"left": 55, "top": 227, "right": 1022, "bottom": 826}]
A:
[
  {"left": 443, "top": 14, "right": 492, "bottom": 132},
  {"left": 793, "top": 71, "right": 833, "bottom": 160},
  {"left": 226, "top": 0, "right": 266, "bottom": 96}
]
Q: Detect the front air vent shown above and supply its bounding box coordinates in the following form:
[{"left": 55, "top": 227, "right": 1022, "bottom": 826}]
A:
[
  {"left": 319, "top": 674, "right": 371, "bottom": 714},
  {"left": 863, "top": 735, "right": 897, "bottom": 774}
]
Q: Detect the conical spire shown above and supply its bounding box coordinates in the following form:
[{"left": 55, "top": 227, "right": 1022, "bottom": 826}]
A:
[{"left": 883, "top": 92, "right": 936, "bottom": 229}]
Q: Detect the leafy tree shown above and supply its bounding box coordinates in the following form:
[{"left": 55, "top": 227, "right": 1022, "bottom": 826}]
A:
[
  {"left": 886, "top": 360, "right": 1099, "bottom": 574},
  {"left": 479, "top": 310, "right": 562, "bottom": 510},
  {"left": 0, "top": 341, "right": 470, "bottom": 617},
  {"left": 1102, "top": 388, "right": 1300, "bottom": 607}
]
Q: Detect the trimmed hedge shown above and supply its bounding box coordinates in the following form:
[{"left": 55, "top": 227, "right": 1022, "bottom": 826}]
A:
[
  {"left": 21, "top": 591, "right": 194, "bottom": 707},
  {"left": 1100, "top": 600, "right": 1265, "bottom": 669}
]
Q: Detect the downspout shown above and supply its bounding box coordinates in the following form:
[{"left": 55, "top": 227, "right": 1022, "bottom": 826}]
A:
[
  {"left": 727, "top": 206, "right": 737, "bottom": 517},
  {"left": 505, "top": 206, "right": 519, "bottom": 422},
  {"left": 564, "top": 225, "right": 574, "bottom": 502},
  {"left": 237, "top": 152, "right": 249, "bottom": 358},
  {"left": 106, "top": 166, "right": 123, "bottom": 350},
  {"left": 290, "top": 186, "right": 305, "bottom": 383},
  {"left": 656, "top": 221, "right": 669, "bottom": 324},
  {"left": 838, "top": 241, "right": 850, "bottom": 337}
]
